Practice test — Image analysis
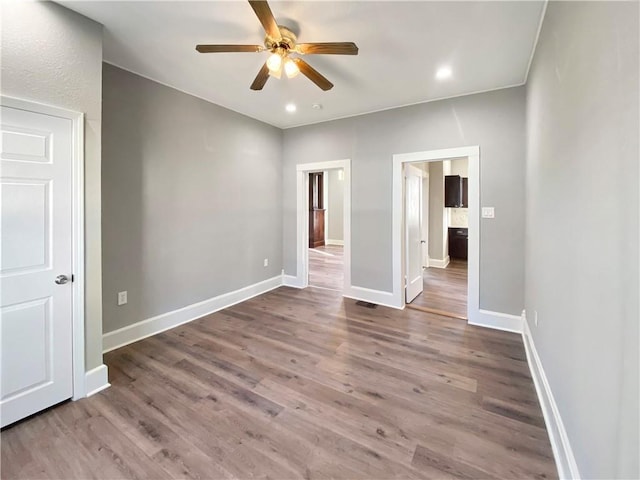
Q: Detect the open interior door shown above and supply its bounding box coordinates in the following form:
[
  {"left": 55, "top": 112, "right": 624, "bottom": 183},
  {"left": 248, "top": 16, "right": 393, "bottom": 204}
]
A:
[
  {"left": 1, "top": 103, "right": 74, "bottom": 427},
  {"left": 405, "top": 164, "right": 423, "bottom": 303}
]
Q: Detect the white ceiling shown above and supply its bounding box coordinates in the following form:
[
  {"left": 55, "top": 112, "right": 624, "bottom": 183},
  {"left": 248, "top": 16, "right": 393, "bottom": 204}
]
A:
[{"left": 59, "top": 1, "right": 545, "bottom": 129}]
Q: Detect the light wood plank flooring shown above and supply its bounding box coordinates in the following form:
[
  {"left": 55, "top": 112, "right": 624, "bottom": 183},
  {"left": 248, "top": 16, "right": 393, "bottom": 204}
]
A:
[
  {"left": 1, "top": 286, "right": 556, "bottom": 479},
  {"left": 308, "top": 245, "right": 343, "bottom": 291},
  {"left": 409, "top": 260, "right": 468, "bottom": 319}
]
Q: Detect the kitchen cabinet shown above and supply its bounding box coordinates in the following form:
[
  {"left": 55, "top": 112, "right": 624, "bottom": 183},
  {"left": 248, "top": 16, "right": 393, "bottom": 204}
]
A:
[
  {"left": 461, "top": 177, "right": 468, "bottom": 208},
  {"left": 444, "top": 175, "right": 469, "bottom": 208},
  {"left": 448, "top": 227, "right": 468, "bottom": 260},
  {"left": 309, "top": 172, "right": 325, "bottom": 248}
]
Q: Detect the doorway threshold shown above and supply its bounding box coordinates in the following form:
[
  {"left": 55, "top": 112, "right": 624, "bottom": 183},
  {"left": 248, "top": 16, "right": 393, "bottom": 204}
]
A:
[{"left": 406, "top": 303, "right": 467, "bottom": 321}]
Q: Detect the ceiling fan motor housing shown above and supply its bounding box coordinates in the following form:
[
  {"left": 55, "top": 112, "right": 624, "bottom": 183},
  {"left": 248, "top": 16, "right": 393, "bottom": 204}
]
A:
[{"left": 265, "top": 26, "right": 297, "bottom": 52}]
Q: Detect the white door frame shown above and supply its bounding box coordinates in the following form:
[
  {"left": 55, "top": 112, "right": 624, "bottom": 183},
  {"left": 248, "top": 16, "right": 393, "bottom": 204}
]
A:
[
  {"left": 1, "top": 96, "right": 87, "bottom": 399},
  {"left": 392, "top": 146, "right": 479, "bottom": 323},
  {"left": 422, "top": 170, "right": 430, "bottom": 268},
  {"left": 294, "top": 159, "right": 351, "bottom": 292}
]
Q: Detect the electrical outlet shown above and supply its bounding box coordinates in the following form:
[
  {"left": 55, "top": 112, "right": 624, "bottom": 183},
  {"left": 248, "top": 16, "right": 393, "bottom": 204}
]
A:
[
  {"left": 263, "top": 258, "right": 269, "bottom": 267},
  {"left": 117, "top": 291, "right": 127, "bottom": 306},
  {"left": 482, "top": 207, "right": 495, "bottom": 218}
]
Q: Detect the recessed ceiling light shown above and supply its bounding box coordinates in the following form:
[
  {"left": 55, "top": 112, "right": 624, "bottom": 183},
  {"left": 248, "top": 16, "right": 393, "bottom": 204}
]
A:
[
  {"left": 285, "top": 103, "right": 297, "bottom": 113},
  {"left": 436, "top": 67, "right": 452, "bottom": 80},
  {"left": 312, "top": 103, "right": 323, "bottom": 110}
]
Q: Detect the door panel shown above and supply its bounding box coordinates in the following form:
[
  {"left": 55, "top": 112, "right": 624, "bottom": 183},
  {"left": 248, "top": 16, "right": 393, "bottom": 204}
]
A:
[
  {"left": 1, "top": 181, "right": 50, "bottom": 272},
  {"left": 1, "top": 127, "right": 50, "bottom": 163},
  {"left": 1, "top": 298, "right": 51, "bottom": 399},
  {"left": 0, "top": 105, "right": 73, "bottom": 428},
  {"left": 405, "top": 164, "right": 423, "bottom": 303}
]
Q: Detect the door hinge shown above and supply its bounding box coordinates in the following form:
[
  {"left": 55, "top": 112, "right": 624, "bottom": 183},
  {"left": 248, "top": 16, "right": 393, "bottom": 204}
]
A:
[{"left": 71, "top": 274, "right": 75, "bottom": 283}]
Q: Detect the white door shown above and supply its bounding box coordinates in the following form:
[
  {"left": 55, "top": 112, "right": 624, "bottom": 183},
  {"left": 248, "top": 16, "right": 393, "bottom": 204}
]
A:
[
  {"left": 1, "top": 104, "right": 74, "bottom": 427},
  {"left": 405, "top": 164, "right": 423, "bottom": 303}
]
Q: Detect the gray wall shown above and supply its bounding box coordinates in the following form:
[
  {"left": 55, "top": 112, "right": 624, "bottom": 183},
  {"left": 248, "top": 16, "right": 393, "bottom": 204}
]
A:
[
  {"left": 428, "top": 161, "right": 447, "bottom": 261},
  {"left": 102, "top": 64, "right": 283, "bottom": 333},
  {"left": 327, "top": 169, "right": 344, "bottom": 242},
  {"left": 283, "top": 86, "right": 526, "bottom": 315},
  {"left": 525, "top": 2, "right": 639, "bottom": 478},
  {"left": 1, "top": 2, "right": 104, "bottom": 371}
]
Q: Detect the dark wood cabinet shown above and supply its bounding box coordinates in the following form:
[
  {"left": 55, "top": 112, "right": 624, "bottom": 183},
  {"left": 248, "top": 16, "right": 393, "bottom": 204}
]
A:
[
  {"left": 309, "top": 172, "right": 325, "bottom": 248},
  {"left": 444, "top": 175, "right": 469, "bottom": 208},
  {"left": 461, "top": 177, "right": 468, "bottom": 208},
  {"left": 448, "top": 227, "right": 468, "bottom": 260},
  {"left": 309, "top": 210, "right": 325, "bottom": 248}
]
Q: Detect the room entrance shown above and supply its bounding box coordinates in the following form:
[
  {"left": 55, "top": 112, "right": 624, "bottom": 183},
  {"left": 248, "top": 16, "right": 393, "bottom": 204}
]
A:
[
  {"left": 392, "top": 146, "right": 480, "bottom": 323},
  {"left": 404, "top": 158, "right": 470, "bottom": 319},
  {"left": 307, "top": 169, "right": 345, "bottom": 291},
  {"left": 292, "top": 159, "right": 351, "bottom": 293}
]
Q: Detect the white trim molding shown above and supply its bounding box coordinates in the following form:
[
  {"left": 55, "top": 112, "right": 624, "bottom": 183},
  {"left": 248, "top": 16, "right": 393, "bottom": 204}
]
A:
[
  {"left": 85, "top": 365, "right": 110, "bottom": 397},
  {"left": 326, "top": 239, "right": 344, "bottom": 246},
  {"left": 293, "top": 159, "right": 351, "bottom": 293},
  {"left": 282, "top": 274, "right": 305, "bottom": 289},
  {"left": 522, "top": 315, "right": 581, "bottom": 479},
  {"left": 1, "top": 96, "right": 88, "bottom": 400},
  {"left": 469, "top": 309, "right": 523, "bottom": 333},
  {"left": 103, "top": 275, "right": 282, "bottom": 352},
  {"left": 428, "top": 256, "right": 450, "bottom": 269},
  {"left": 343, "top": 286, "right": 402, "bottom": 310}
]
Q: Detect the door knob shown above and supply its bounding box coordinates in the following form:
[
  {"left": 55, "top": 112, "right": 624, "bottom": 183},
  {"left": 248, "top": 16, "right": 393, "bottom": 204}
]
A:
[
  {"left": 420, "top": 240, "right": 426, "bottom": 244},
  {"left": 55, "top": 275, "right": 69, "bottom": 285}
]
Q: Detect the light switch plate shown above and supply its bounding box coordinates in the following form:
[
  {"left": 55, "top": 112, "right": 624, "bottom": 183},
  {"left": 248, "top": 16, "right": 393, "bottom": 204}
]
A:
[{"left": 482, "top": 207, "right": 495, "bottom": 218}]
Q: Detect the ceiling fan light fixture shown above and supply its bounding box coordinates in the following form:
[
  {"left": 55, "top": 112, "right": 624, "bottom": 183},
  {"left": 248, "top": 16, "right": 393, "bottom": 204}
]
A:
[
  {"left": 266, "top": 50, "right": 283, "bottom": 72},
  {"left": 268, "top": 63, "right": 282, "bottom": 79},
  {"left": 195, "top": 0, "right": 358, "bottom": 91},
  {"left": 284, "top": 58, "right": 300, "bottom": 78}
]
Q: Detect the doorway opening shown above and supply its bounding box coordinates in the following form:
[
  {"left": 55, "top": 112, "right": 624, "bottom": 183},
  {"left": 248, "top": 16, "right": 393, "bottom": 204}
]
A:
[
  {"left": 405, "top": 159, "right": 469, "bottom": 319},
  {"left": 392, "top": 146, "right": 480, "bottom": 324},
  {"left": 294, "top": 159, "right": 351, "bottom": 294},
  {"left": 307, "top": 169, "right": 345, "bottom": 291}
]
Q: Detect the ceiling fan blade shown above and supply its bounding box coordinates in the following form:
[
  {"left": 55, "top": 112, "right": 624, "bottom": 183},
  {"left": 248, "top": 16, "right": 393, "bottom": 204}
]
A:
[
  {"left": 295, "top": 42, "right": 359, "bottom": 55},
  {"left": 248, "top": 1, "right": 281, "bottom": 41},
  {"left": 250, "top": 63, "right": 270, "bottom": 90},
  {"left": 293, "top": 58, "right": 333, "bottom": 91},
  {"left": 196, "top": 44, "right": 264, "bottom": 53}
]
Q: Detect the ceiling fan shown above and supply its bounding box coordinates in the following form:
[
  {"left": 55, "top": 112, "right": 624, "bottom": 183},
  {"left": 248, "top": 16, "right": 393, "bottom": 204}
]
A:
[{"left": 195, "top": 0, "right": 359, "bottom": 91}]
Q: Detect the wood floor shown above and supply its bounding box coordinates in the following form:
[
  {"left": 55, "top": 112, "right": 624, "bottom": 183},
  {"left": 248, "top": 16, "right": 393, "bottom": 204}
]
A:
[
  {"left": 1, "top": 286, "right": 556, "bottom": 480},
  {"left": 409, "top": 260, "right": 468, "bottom": 319},
  {"left": 308, "top": 245, "right": 343, "bottom": 291}
]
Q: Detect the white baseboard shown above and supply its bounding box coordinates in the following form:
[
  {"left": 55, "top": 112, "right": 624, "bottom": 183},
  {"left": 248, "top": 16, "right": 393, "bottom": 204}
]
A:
[
  {"left": 102, "top": 275, "right": 283, "bottom": 353},
  {"left": 428, "top": 256, "right": 450, "bottom": 268},
  {"left": 326, "top": 239, "right": 344, "bottom": 246},
  {"left": 85, "top": 364, "right": 110, "bottom": 397},
  {"left": 282, "top": 274, "right": 305, "bottom": 289},
  {"left": 343, "top": 286, "right": 403, "bottom": 310},
  {"left": 522, "top": 316, "right": 580, "bottom": 479},
  {"left": 468, "top": 309, "right": 523, "bottom": 333}
]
